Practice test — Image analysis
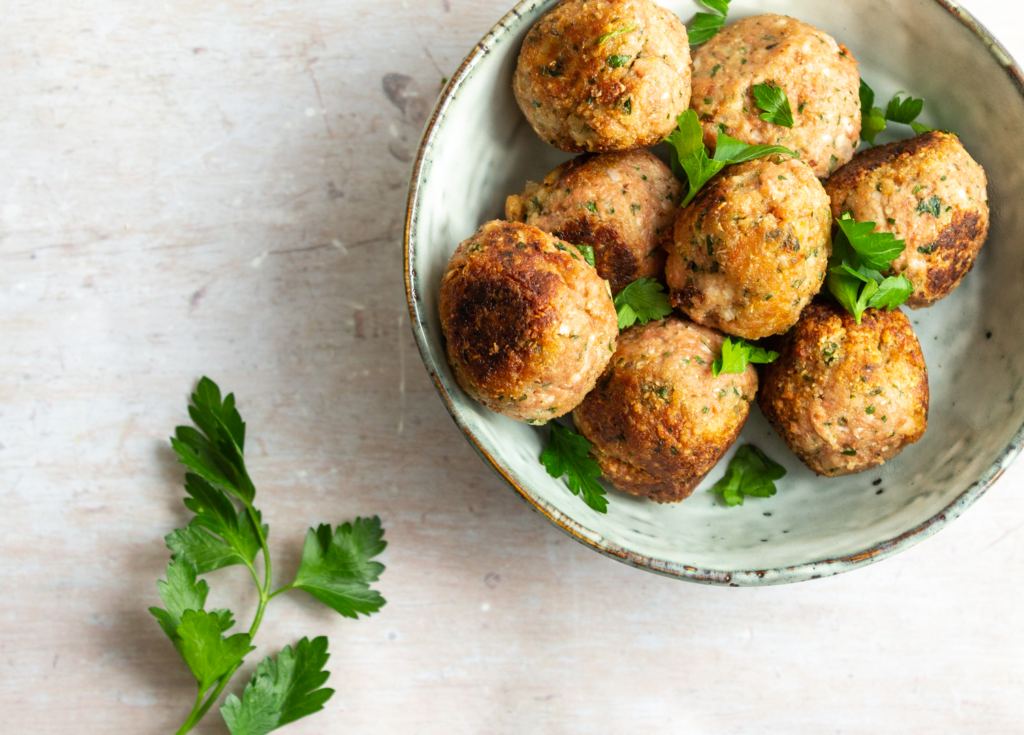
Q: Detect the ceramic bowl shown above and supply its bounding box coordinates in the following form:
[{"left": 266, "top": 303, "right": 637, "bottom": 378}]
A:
[{"left": 404, "top": 0, "right": 1024, "bottom": 585}]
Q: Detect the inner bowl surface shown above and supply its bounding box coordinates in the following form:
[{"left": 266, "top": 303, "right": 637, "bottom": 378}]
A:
[{"left": 405, "top": 0, "right": 1024, "bottom": 585}]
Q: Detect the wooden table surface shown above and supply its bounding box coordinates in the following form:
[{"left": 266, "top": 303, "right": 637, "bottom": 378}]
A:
[{"left": 3, "top": 1, "right": 1023, "bottom": 732}]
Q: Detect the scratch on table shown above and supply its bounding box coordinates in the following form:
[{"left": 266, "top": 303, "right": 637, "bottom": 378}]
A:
[{"left": 306, "top": 63, "right": 335, "bottom": 139}]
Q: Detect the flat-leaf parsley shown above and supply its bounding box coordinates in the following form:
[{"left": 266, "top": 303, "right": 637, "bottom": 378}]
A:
[
  {"left": 709, "top": 445, "right": 787, "bottom": 507},
  {"left": 712, "top": 337, "right": 780, "bottom": 378},
  {"left": 753, "top": 82, "right": 794, "bottom": 128},
  {"left": 152, "top": 378, "right": 387, "bottom": 735},
  {"left": 667, "top": 110, "right": 799, "bottom": 207},
  {"left": 614, "top": 278, "right": 673, "bottom": 330},
  {"left": 541, "top": 424, "right": 608, "bottom": 513}
]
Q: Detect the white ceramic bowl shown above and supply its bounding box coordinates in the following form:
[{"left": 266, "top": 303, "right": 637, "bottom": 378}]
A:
[{"left": 404, "top": 0, "right": 1024, "bottom": 585}]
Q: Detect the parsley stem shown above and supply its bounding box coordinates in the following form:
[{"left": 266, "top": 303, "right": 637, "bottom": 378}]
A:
[
  {"left": 172, "top": 685, "right": 206, "bottom": 735},
  {"left": 173, "top": 503, "right": 274, "bottom": 735}
]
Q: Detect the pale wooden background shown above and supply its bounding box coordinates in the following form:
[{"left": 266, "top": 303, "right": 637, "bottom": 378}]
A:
[{"left": 2, "top": 1, "right": 1023, "bottom": 733}]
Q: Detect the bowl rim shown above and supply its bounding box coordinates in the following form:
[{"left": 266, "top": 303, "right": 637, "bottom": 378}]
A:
[{"left": 403, "top": 0, "right": 1024, "bottom": 586}]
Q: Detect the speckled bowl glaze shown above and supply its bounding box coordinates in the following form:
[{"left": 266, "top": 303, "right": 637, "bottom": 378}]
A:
[{"left": 404, "top": 0, "right": 1024, "bottom": 585}]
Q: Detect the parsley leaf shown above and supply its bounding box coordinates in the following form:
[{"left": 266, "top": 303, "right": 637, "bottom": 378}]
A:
[
  {"left": 885, "top": 93, "right": 925, "bottom": 125},
  {"left": 290, "top": 518, "right": 388, "bottom": 619},
  {"left": 916, "top": 195, "right": 942, "bottom": 217},
  {"left": 866, "top": 274, "right": 915, "bottom": 311},
  {"left": 689, "top": 0, "right": 731, "bottom": 45},
  {"left": 614, "top": 278, "right": 673, "bottom": 330},
  {"left": 607, "top": 54, "right": 632, "bottom": 68},
  {"left": 667, "top": 111, "right": 799, "bottom": 207},
  {"left": 753, "top": 82, "right": 794, "bottom": 128},
  {"left": 597, "top": 23, "right": 636, "bottom": 46},
  {"left": 826, "top": 214, "right": 913, "bottom": 322},
  {"left": 708, "top": 445, "right": 786, "bottom": 507},
  {"left": 860, "top": 81, "right": 938, "bottom": 145},
  {"left": 177, "top": 609, "right": 255, "bottom": 693},
  {"left": 712, "top": 337, "right": 779, "bottom": 378},
  {"left": 150, "top": 557, "right": 226, "bottom": 643},
  {"left": 166, "top": 474, "right": 266, "bottom": 574},
  {"left": 541, "top": 424, "right": 608, "bottom": 513},
  {"left": 690, "top": 12, "right": 726, "bottom": 44},
  {"left": 171, "top": 377, "right": 255, "bottom": 505},
  {"left": 572, "top": 242, "right": 596, "bottom": 267},
  {"left": 836, "top": 212, "right": 906, "bottom": 270},
  {"left": 859, "top": 80, "right": 888, "bottom": 145},
  {"left": 221, "top": 637, "right": 334, "bottom": 735}
]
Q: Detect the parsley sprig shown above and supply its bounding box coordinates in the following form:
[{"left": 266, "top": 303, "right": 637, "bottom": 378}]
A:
[
  {"left": 712, "top": 337, "right": 779, "bottom": 378},
  {"left": 753, "top": 82, "right": 794, "bottom": 128},
  {"left": 826, "top": 213, "right": 914, "bottom": 323},
  {"left": 541, "top": 424, "right": 608, "bottom": 513},
  {"left": 709, "top": 445, "right": 786, "bottom": 507},
  {"left": 689, "top": 0, "right": 731, "bottom": 45},
  {"left": 152, "top": 378, "right": 387, "bottom": 735},
  {"left": 860, "top": 80, "right": 934, "bottom": 146},
  {"left": 614, "top": 278, "right": 673, "bottom": 330},
  {"left": 667, "top": 110, "right": 799, "bottom": 207}
]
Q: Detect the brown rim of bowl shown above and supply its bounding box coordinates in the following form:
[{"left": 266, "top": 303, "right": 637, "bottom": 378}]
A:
[{"left": 403, "top": 0, "right": 1024, "bottom": 586}]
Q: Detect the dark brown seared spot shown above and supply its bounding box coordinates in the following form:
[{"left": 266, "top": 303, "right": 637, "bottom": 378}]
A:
[
  {"left": 445, "top": 268, "right": 556, "bottom": 389},
  {"left": 922, "top": 209, "right": 985, "bottom": 298},
  {"left": 826, "top": 131, "right": 954, "bottom": 194},
  {"left": 669, "top": 282, "right": 700, "bottom": 310},
  {"left": 553, "top": 217, "right": 641, "bottom": 293}
]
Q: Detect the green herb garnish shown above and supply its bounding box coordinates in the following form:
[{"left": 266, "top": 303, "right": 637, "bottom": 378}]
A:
[
  {"left": 541, "top": 424, "right": 608, "bottom": 513},
  {"left": 826, "top": 213, "right": 914, "bottom": 323},
  {"left": 712, "top": 337, "right": 779, "bottom": 378},
  {"left": 689, "top": 0, "right": 731, "bottom": 45},
  {"left": 753, "top": 82, "right": 794, "bottom": 128},
  {"left": 607, "top": 54, "right": 632, "bottom": 68},
  {"left": 597, "top": 23, "right": 637, "bottom": 46},
  {"left": 666, "top": 110, "right": 799, "bottom": 207},
  {"left": 572, "top": 242, "right": 596, "bottom": 267},
  {"left": 709, "top": 445, "right": 786, "bottom": 507},
  {"left": 859, "top": 80, "right": 888, "bottom": 145},
  {"left": 153, "top": 378, "right": 386, "bottom": 735},
  {"left": 860, "top": 80, "right": 936, "bottom": 145},
  {"left": 916, "top": 195, "right": 942, "bottom": 217},
  {"left": 614, "top": 278, "right": 673, "bottom": 330}
]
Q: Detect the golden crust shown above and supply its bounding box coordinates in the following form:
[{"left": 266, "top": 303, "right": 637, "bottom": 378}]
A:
[
  {"left": 439, "top": 221, "right": 619, "bottom": 423},
  {"left": 825, "top": 131, "right": 990, "bottom": 308},
  {"left": 505, "top": 150, "right": 681, "bottom": 293},
  {"left": 573, "top": 316, "right": 757, "bottom": 502},
  {"left": 666, "top": 157, "right": 832, "bottom": 340},
  {"left": 513, "top": 0, "right": 691, "bottom": 152},
  {"left": 758, "top": 301, "right": 929, "bottom": 476}
]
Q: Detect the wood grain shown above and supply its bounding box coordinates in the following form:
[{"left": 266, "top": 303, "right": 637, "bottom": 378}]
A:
[{"left": 1, "top": 1, "right": 1022, "bottom": 732}]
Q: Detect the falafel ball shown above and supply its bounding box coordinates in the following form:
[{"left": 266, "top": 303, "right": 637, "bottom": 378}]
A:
[
  {"left": 573, "top": 316, "right": 758, "bottom": 502},
  {"left": 758, "top": 301, "right": 929, "bottom": 477},
  {"left": 824, "top": 131, "right": 990, "bottom": 309},
  {"left": 513, "top": 0, "right": 692, "bottom": 153},
  {"left": 505, "top": 150, "right": 681, "bottom": 294},
  {"left": 439, "top": 220, "right": 619, "bottom": 424},
  {"left": 665, "top": 156, "right": 832, "bottom": 340},
  {"left": 690, "top": 14, "right": 861, "bottom": 178}
]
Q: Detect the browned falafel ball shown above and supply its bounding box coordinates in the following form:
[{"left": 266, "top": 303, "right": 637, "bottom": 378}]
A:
[
  {"left": 690, "top": 14, "right": 861, "bottom": 178},
  {"left": 758, "top": 301, "right": 929, "bottom": 477},
  {"left": 505, "top": 150, "right": 681, "bottom": 294},
  {"left": 513, "top": 0, "right": 692, "bottom": 153},
  {"left": 824, "top": 131, "right": 990, "bottom": 309},
  {"left": 573, "top": 316, "right": 758, "bottom": 502},
  {"left": 439, "top": 221, "right": 619, "bottom": 424},
  {"left": 665, "top": 157, "right": 832, "bottom": 340}
]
